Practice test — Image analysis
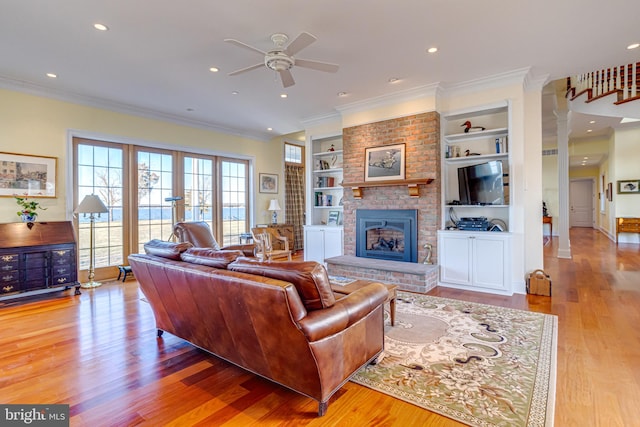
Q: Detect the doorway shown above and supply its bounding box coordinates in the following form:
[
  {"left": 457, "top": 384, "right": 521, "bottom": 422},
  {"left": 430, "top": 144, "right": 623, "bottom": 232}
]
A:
[{"left": 570, "top": 179, "right": 594, "bottom": 228}]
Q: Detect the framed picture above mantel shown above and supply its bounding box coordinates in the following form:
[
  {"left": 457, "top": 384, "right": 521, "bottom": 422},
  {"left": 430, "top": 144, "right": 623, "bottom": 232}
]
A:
[
  {"left": 364, "top": 144, "right": 405, "bottom": 182},
  {"left": 0, "top": 152, "right": 57, "bottom": 197}
]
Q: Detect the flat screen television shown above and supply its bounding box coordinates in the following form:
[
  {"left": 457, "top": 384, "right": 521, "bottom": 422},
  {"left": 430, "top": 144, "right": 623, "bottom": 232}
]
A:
[{"left": 457, "top": 160, "right": 505, "bottom": 205}]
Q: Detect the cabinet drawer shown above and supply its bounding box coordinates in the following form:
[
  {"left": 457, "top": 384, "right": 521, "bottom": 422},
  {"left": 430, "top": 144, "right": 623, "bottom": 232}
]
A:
[
  {"left": 0, "top": 254, "right": 20, "bottom": 271},
  {"left": 620, "top": 224, "right": 640, "bottom": 232},
  {"left": 52, "top": 275, "right": 73, "bottom": 286},
  {"left": 1, "top": 281, "right": 20, "bottom": 294},
  {"left": 1, "top": 270, "right": 20, "bottom": 282},
  {"left": 52, "top": 264, "right": 73, "bottom": 277},
  {"left": 51, "top": 249, "right": 74, "bottom": 264}
]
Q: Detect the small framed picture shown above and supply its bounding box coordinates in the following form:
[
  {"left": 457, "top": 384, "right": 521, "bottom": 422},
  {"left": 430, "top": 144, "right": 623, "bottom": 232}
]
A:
[
  {"left": 259, "top": 173, "right": 278, "bottom": 193},
  {"left": 617, "top": 179, "right": 640, "bottom": 194},
  {"left": 327, "top": 210, "right": 341, "bottom": 226}
]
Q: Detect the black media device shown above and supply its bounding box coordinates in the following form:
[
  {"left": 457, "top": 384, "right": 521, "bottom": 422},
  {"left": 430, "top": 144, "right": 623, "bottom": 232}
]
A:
[{"left": 457, "top": 160, "right": 505, "bottom": 205}]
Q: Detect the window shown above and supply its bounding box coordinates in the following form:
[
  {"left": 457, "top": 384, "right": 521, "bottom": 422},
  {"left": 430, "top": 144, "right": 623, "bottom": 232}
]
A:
[
  {"left": 73, "top": 138, "right": 250, "bottom": 281},
  {"left": 285, "top": 143, "right": 303, "bottom": 164}
]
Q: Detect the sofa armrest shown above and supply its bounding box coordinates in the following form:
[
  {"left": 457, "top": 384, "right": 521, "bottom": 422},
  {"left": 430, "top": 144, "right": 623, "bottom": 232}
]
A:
[{"left": 297, "top": 282, "right": 387, "bottom": 342}]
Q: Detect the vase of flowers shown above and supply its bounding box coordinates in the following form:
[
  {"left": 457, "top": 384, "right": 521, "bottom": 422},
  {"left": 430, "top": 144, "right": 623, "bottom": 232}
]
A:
[{"left": 15, "top": 196, "right": 46, "bottom": 222}]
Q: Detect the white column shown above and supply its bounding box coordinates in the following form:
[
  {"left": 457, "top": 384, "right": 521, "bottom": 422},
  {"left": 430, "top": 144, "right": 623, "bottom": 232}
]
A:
[{"left": 555, "top": 109, "right": 572, "bottom": 258}]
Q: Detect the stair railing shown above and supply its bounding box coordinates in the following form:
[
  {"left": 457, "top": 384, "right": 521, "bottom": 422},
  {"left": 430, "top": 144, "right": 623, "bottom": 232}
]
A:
[{"left": 568, "top": 62, "right": 639, "bottom": 103}]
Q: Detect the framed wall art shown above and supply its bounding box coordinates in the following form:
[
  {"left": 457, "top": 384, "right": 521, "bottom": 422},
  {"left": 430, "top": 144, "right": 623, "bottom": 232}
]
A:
[
  {"left": 364, "top": 143, "right": 405, "bottom": 182},
  {"left": 617, "top": 179, "right": 640, "bottom": 194},
  {"left": 0, "top": 152, "right": 57, "bottom": 197},
  {"left": 259, "top": 173, "right": 278, "bottom": 193}
]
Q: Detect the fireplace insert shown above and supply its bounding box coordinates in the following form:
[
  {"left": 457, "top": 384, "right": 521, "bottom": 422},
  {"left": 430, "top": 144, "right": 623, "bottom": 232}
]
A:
[{"left": 356, "top": 209, "right": 418, "bottom": 262}]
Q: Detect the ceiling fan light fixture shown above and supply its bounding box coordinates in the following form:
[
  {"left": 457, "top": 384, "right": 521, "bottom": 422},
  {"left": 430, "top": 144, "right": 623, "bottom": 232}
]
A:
[
  {"left": 265, "top": 53, "right": 294, "bottom": 72},
  {"left": 627, "top": 43, "right": 639, "bottom": 50}
]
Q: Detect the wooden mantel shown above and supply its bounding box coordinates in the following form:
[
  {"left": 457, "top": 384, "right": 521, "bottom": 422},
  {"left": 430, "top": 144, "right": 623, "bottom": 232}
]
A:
[{"left": 341, "top": 178, "right": 434, "bottom": 199}]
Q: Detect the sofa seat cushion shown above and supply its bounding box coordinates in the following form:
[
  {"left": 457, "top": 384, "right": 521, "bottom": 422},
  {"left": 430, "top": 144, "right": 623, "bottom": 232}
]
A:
[
  {"left": 144, "top": 239, "right": 193, "bottom": 260},
  {"left": 180, "top": 247, "right": 244, "bottom": 269},
  {"left": 229, "top": 257, "right": 336, "bottom": 311}
]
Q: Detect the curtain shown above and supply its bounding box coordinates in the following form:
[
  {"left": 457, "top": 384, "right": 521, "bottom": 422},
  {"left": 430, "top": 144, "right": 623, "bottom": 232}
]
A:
[{"left": 285, "top": 163, "right": 305, "bottom": 251}]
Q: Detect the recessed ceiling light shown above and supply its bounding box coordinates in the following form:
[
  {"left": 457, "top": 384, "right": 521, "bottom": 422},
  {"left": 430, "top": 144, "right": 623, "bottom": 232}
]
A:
[
  {"left": 337, "top": 91, "right": 348, "bottom": 97},
  {"left": 209, "top": 67, "right": 219, "bottom": 73},
  {"left": 267, "top": 127, "right": 273, "bottom": 131},
  {"left": 388, "top": 77, "right": 400, "bottom": 83},
  {"left": 583, "top": 157, "right": 589, "bottom": 159},
  {"left": 587, "top": 129, "right": 593, "bottom": 133},
  {"left": 627, "top": 43, "right": 640, "bottom": 50},
  {"left": 427, "top": 47, "right": 438, "bottom": 54},
  {"left": 93, "top": 23, "right": 109, "bottom": 31},
  {"left": 280, "top": 93, "right": 288, "bottom": 98},
  {"left": 46, "top": 73, "right": 57, "bottom": 78},
  {"left": 231, "top": 91, "right": 239, "bottom": 95},
  {"left": 589, "top": 120, "right": 596, "bottom": 124}
]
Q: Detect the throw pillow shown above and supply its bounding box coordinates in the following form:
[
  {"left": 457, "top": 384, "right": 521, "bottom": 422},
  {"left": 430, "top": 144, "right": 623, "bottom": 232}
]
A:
[
  {"left": 180, "top": 248, "right": 243, "bottom": 269},
  {"left": 143, "top": 239, "right": 193, "bottom": 260}
]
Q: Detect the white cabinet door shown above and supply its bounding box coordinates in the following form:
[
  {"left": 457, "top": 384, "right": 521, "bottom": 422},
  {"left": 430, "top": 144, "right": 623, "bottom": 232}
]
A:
[
  {"left": 472, "top": 235, "right": 507, "bottom": 290},
  {"left": 323, "top": 227, "right": 343, "bottom": 259},
  {"left": 439, "top": 232, "right": 472, "bottom": 286},
  {"left": 438, "top": 230, "right": 511, "bottom": 294},
  {"left": 304, "top": 227, "right": 325, "bottom": 263}
]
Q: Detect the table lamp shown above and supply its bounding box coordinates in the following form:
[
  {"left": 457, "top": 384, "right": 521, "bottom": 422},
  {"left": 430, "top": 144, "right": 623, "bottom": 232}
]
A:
[{"left": 268, "top": 199, "right": 281, "bottom": 224}]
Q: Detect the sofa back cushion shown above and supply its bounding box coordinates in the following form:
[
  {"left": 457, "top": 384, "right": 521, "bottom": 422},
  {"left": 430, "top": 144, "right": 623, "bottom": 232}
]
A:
[
  {"left": 228, "top": 257, "right": 335, "bottom": 310},
  {"left": 143, "top": 239, "right": 193, "bottom": 260},
  {"left": 180, "top": 247, "right": 243, "bottom": 269}
]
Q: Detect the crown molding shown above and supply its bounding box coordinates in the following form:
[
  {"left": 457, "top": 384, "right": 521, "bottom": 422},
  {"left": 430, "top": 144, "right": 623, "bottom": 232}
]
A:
[
  {"left": 0, "top": 75, "right": 270, "bottom": 142},
  {"left": 299, "top": 111, "right": 342, "bottom": 129},
  {"left": 440, "top": 67, "right": 532, "bottom": 97},
  {"left": 335, "top": 83, "right": 440, "bottom": 116}
]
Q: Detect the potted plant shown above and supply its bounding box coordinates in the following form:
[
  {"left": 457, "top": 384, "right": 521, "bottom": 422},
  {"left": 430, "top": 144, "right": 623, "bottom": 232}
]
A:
[{"left": 15, "top": 196, "right": 46, "bottom": 222}]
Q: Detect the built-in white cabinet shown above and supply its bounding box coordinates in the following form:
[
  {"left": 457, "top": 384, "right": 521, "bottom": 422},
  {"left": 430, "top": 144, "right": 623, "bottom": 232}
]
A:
[
  {"left": 304, "top": 225, "right": 343, "bottom": 264},
  {"left": 438, "top": 230, "right": 512, "bottom": 294}
]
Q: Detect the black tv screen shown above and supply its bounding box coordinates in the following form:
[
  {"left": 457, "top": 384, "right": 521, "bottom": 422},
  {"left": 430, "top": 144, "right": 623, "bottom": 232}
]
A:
[{"left": 458, "top": 161, "right": 505, "bottom": 205}]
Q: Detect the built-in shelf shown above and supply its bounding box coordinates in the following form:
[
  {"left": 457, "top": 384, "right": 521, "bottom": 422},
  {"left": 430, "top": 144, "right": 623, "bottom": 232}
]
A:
[{"left": 341, "top": 178, "right": 434, "bottom": 199}]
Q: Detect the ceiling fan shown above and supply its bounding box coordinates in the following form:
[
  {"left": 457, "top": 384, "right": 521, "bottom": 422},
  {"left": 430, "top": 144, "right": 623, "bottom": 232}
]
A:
[{"left": 224, "top": 32, "right": 339, "bottom": 88}]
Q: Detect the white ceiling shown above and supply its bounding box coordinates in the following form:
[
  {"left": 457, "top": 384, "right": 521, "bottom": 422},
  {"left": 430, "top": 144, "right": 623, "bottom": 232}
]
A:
[{"left": 0, "top": 0, "right": 639, "bottom": 141}]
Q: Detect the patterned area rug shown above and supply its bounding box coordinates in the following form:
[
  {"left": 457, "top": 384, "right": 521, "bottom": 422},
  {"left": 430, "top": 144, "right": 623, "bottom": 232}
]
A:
[{"left": 352, "top": 292, "right": 557, "bottom": 427}]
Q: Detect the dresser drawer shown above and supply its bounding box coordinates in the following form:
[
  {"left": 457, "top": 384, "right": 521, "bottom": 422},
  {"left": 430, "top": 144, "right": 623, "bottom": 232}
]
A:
[
  {"left": 51, "top": 248, "right": 75, "bottom": 264},
  {"left": 0, "top": 254, "right": 20, "bottom": 271},
  {"left": 52, "top": 275, "right": 74, "bottom": 286}
]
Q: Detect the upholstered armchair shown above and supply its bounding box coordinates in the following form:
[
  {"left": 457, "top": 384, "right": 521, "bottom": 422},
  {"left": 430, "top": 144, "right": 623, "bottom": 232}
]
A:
[
  {"left": 251, "top": 227, "right": 292, "bottom": 261},
  {"left": 173, "top": 221, "right": 255, "bottom": 257}
]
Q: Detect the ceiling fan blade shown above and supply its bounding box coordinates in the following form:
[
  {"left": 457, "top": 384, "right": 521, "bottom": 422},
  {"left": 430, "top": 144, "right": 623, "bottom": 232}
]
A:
[
  {"left": 279, "top": 69, "right": 295, "bottom": 88},
  {"left": 228, "top": 63, "right": 263, "bottom": 76},
  {"left": 284, "top": 32, "right": 317, "bottom": 56},
  {"left": 224, "top": 38, "right": 266, "bottom": 56},
  {"left": 295, "top": 59, "right": 339, "bottom": 73}
]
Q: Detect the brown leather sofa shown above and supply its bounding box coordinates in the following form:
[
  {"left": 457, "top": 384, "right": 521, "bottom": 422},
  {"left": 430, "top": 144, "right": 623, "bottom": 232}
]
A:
[
  {"left": 128, "top": 239, "right": 388, "bottom": 416},
  {"left": 173, "top": 221, "right": 255, "bottom": 257}
]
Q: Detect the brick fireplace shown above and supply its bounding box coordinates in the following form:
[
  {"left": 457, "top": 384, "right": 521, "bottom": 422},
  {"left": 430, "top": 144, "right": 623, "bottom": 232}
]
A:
[{"left": 326, "top": 112, "right": 441, "bottom": 293}]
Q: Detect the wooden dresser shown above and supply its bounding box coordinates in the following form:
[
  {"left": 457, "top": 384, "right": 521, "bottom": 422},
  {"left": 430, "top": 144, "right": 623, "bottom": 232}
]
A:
[
  {"left": 0, "top": 221, "right": 80, "bottom": 299},
  {"left": 616, "top": 217, "right": 640, "bottom": 242}
]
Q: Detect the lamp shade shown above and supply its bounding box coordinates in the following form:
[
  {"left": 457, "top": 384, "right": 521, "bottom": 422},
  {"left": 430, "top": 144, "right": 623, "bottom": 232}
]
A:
[
  {"left": 268, "top": 199, "right": 281, "bottom": 211},
  {"left": 75, "top": 194, "right": 108, "bottom": 214}
]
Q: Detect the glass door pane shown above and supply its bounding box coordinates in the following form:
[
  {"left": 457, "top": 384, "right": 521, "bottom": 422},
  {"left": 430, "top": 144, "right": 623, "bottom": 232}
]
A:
[
  {"left": 220, "top": 160, "right": 248, "bottom": 246},
  {"left": 136, "top": 150, "right": 173, "bottom": 253},
  {"left": 76, "top": 143, "right": 124, "bottom": 270},
  {"left": 184, "top": 156, "right": 214, "bottom": 228}
]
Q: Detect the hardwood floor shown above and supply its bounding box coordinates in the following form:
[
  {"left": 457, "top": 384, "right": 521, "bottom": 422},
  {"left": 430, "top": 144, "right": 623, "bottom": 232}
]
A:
[{"left": 1, "top": 228, "right": 639, "bottom": 426}]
